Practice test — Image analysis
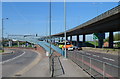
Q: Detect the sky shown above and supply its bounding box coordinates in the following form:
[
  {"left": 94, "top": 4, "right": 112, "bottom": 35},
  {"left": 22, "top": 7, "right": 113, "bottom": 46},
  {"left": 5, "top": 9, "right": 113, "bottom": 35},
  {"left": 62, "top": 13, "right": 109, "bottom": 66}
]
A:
[{"left": 2, "top": 2, "right": 119, "bottom": 41}]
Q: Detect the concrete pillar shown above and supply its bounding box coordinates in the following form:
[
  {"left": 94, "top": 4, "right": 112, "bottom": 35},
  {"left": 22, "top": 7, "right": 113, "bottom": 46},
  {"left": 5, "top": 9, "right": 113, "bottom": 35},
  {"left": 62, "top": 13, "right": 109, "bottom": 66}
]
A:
[
  {"left": 98, "top": 39, "right": 103, "bottom": 48},
  {"left": 17, "top": 41, "right": 20, "bottom": 47},
  {"left": 58, "top": 37, "right": 60, "bottom": 42},
  {"left": 109, "top": 32, "right": 113, "bottom": 48},
  {"left": 77, "top": 35, "right": 79, "bottom": 47},
  {"left": 53, "top": 38, "right": 55, "bottom": 43},
  {"left": 9, "top": 41, "right": 12, "bottom": 47},
  {"left": 61, "top": 37, "right": 63, "bottom": 42},
  {"left": 83, "top": 34, "right": 86, "bottom": 47},
  {"left": 70, "top": 36, "right": 72, "bottom": 41},
  {"left": 66, "top": 36, "right": 68, "bottom": 41}
]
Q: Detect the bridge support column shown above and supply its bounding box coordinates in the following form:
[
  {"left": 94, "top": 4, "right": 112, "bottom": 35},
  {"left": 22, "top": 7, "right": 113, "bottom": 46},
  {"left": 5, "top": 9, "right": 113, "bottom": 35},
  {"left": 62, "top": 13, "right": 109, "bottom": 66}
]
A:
[
  {"left": 98, "top": 39, "right": 103, "bottom": 48},
  {"left": 9, "top": 40, "right": 12, "bottom": 47},
  {"left": 66, "top": 36, "right": 68, "bottom": 41},
  {"left": 53, "top": 38, "right": 55, "bottom": 43},
  {"left": 61, "top": 37, "right": 63, "bottom": 42},
  {"left": 58, "top": 37, "right": 60, "bottom": 42},
  {"left": 77, "top": 35, "right": 79, "bottom": 47},
  {"left": 109, "top": 32, "right": 113, "bottom": 48},
  {"left": 70, "top": 36, "right": 72, "bottom": 41},
  {"left": 83, "top": 34, "right": 86, "bottom": 47},
  {"left": 17, "top": 41, "right": 20, "bottom": 47}
]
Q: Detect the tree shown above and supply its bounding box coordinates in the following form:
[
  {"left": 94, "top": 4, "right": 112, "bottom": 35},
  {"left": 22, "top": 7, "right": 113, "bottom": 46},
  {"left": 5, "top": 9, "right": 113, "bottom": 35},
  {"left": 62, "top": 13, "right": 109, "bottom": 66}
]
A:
[{"left": 105, "top": 33, "right": 120, "bottom": 42}]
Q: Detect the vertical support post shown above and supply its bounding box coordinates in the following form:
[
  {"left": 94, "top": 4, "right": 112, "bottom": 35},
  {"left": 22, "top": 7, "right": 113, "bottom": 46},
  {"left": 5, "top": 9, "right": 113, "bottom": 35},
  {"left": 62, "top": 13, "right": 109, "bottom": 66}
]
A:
[
  {"left": 66, "top": 36, "right": 68, "bottom": 41},
  {"left": 103, "top": 62, "right": 106, "bottom": 78},
  {"left": 77, "top": 35, "right": 79, "bottom": 47},
  {"left": 90, "top": 57, "right": 92, "bottom": 75},
  {"left": 9, "top": 40, "right": 12, "bottom": 47},
  {"left": 109, "top": 32, "right": 113, "bottom": 48},
  {"left": 83, "top": 34, "right": 86, "bottom": 47},
  {"left": 18, "top": 41, "right": 20, "bottom": 47},
  {"left": 49, "top": 0, "right": 52, "bottom": 55},
  {"left": 9, "top": 41, "right": 11, "bottom": 47},
  {"left": 58, "top": 37, "right": 60, "bottom": 42},
  {"left": 70, "top": 36, "right": 72, "bottom": 42},
  {"left": 2, "top": 19, "right": 4, "bottom": 52},
  {"left": 98, "top": 39, "right": 103, "bottom": 48},
  {"left": 61, "top": 37, "right": 63, "bottom": 42},
  {"left": 82, "top": 55, "right": 84, "bottom": 68},
  {"left": 64, "top": 0, "right": 67, "bottom": 58}
]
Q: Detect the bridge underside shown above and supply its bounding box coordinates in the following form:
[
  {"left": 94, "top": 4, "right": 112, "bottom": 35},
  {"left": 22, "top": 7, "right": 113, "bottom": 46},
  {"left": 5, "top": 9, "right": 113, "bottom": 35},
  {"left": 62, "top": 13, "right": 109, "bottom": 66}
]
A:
[{"left": 53, "top": 13, "right": 120, "bottom": 37}]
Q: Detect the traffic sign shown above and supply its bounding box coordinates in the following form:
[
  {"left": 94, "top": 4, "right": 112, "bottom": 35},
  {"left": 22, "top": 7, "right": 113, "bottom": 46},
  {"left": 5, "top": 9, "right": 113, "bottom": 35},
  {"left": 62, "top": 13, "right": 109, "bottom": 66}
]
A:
[{"left": 93, "top": 33, "right": 105, "bottom": 39}]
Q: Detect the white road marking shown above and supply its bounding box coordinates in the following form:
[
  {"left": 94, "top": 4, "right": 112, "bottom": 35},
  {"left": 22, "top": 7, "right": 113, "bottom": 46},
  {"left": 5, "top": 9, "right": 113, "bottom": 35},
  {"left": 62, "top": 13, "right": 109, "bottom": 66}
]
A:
[
  {"left": 109, "top": 59, "right": 115, "bottom": 61},
  {"left": 86, "top": 53, "right": 91, "bottom": 55},
  {"left": 103, "top": 57, "right": 115, "bottom": 61},
  {"left": 0, "top": 51, "right": 26, "bottom": 64},
  {"left": 103, "top": 57, "right": 109, "bottom": 60},
  {"left": 93, "top": 55, "right": 99, "bottom": 57}
]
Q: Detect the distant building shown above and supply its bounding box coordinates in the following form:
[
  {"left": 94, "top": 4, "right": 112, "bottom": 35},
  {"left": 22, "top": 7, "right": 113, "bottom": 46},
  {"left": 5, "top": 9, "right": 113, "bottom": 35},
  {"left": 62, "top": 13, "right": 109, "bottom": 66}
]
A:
[
  {"left": 104, "top": 42, "right": 109, "bottom": 47},
  {"left": 104, "top": 41, "right": 120, "bottom": 47}
]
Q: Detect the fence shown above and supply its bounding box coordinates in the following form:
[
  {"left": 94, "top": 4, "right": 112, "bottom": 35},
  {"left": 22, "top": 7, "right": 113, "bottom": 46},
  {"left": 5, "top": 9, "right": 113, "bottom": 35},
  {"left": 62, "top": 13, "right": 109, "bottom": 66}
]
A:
[{"left": 67, "top": 51, "right": 119, "bottom": 79}]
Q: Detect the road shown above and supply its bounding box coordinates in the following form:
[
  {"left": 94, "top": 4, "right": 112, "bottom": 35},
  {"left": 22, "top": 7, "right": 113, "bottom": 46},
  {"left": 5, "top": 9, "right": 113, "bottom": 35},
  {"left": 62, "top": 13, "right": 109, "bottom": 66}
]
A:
[
  {"left": 2, "top": 49, "right": 38, "bottom": 77},
  {"left": 67, "top": 50, "right": 119, "bottom": 78},
  {"left": 77, "top": 50, "right": 118, "bottom": 66}
]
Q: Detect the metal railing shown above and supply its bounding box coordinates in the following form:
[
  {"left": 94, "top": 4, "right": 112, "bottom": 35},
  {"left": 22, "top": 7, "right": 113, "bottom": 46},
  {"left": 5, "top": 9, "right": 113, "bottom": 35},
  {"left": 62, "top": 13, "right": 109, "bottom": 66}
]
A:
[{"left": 67, "top": 51, "right": 119, "bottom": 79}]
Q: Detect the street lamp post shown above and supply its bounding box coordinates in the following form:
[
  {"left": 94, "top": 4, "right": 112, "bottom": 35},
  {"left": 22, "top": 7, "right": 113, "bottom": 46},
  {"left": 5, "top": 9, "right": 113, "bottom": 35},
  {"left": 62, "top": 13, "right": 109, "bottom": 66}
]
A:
[
  {"left": 49, "top": 0, "right": 52, "bottom": 55},
  {"left": 2, "top": 18, "right": 8, "bottom": 52},
  {"left": 64, "top": 0, "right": 67, "bottom": 58}
]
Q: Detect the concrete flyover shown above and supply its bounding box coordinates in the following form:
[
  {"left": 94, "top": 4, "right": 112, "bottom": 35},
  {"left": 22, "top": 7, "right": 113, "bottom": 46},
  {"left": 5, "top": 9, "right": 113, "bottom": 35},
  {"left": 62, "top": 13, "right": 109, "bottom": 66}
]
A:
[
  {"left": 52, "top": 5, "right": 120, "bottom": 36},
  {"left": 51, "top": 5, "right": 120, "bottom": 48}
]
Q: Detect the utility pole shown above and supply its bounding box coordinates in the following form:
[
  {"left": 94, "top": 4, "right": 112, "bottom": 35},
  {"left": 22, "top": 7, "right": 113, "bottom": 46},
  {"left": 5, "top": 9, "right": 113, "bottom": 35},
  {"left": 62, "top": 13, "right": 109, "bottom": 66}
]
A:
[{"left": 2, "top": 18, "right": 8, "bottom": 52}]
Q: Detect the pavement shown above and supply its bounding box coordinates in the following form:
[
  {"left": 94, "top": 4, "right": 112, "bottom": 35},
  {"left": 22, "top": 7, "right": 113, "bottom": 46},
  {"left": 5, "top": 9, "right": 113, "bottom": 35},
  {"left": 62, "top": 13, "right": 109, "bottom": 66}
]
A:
[
  {"left": 58, "top": 57, "right": 90, "bottom": 77},
  {"left": 21, "top": 53, "right": 90, "bottom": 77}
]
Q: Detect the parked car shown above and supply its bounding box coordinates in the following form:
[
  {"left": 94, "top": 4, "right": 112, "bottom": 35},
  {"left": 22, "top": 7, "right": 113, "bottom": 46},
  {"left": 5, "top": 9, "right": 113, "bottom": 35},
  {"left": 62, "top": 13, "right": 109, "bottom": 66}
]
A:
[
  {"left": 68, "top": 47, "right": 74, "bottom": 51},
  {"left": 77, "top": 47, "right": 82, "bottom": 50},
  {"left": 62, "top": 42, "right": 73, "bottom": 50}
]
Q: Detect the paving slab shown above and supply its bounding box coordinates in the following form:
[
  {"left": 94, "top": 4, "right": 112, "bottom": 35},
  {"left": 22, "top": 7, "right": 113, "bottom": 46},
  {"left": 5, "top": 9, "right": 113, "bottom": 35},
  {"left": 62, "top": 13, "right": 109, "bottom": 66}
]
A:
[{"left": 58, "top": 57, "right": 91, "bottom": 77}]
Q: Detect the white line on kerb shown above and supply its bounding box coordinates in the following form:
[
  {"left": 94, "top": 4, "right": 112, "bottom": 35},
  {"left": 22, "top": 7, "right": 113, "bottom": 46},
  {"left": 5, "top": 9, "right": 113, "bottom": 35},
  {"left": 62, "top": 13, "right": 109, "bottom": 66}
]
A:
[{"left": 0, "top": 51, "right": 26, "bottom": 64}]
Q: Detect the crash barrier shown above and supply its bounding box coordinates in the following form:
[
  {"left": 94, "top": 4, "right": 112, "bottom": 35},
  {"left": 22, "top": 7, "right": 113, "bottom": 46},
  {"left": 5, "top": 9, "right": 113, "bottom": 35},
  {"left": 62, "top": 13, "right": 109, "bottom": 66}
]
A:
[
  {"left": 67, "top": 51, "right": 120, "bottom": 78},
  {"left": 43, "top": 41, "right": 64, "bottom": 56},
  {"left": 38, "top": 41, "right": 54, "bottom": 53}
]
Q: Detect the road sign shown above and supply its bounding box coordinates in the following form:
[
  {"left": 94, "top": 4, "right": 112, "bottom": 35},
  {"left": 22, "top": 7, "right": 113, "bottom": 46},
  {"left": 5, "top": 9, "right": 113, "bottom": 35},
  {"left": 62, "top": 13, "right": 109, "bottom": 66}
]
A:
[
  {"left": 93, "top": 33, "right": 105, "bottom": 39},
  {"left": 93, "top": 33, "right": 99, "bottom": 39}
]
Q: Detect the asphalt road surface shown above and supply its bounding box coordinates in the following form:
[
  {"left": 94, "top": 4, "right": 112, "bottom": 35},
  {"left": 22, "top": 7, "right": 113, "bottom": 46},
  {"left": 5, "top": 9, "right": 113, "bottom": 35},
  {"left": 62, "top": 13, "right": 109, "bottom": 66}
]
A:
[{"left": 2, "top": 49, "right": 38, "bottom": 77}]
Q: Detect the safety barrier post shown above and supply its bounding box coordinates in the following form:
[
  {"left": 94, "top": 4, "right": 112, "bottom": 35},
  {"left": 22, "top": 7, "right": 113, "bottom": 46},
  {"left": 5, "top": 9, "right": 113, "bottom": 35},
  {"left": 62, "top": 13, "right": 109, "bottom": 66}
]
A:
[
  {"left": 103, "top": 62, "right": 106, "bottom": 78},
  {"left": 82, "top": 55, "right": 84, "bottom": 68},
  {"left": 90, "top": 57, "right": 92, "bottom": 75}
]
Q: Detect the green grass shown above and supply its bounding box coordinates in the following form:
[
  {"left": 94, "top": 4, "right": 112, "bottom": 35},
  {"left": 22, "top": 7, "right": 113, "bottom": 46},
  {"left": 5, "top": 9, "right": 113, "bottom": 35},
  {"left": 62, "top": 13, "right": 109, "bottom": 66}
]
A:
[
  {"left": 0, "top": 50, "right": 3, "bottom": 53},
  {"left": 86, "top": 41, "right": 98, "bottom": 46}
]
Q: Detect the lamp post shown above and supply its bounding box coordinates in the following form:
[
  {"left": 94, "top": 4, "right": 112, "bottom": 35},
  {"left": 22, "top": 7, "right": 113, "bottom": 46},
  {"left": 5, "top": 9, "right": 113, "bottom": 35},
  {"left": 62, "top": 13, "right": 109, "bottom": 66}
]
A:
[
  {"left": 64, "top": 0, "right": 67, "bottom": 58},
  {"left": 49, "top": 0, "right": 52, "bottom": 55},
  {"left": 2, "top": 18, "right": 8, "bottom": 52}
]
